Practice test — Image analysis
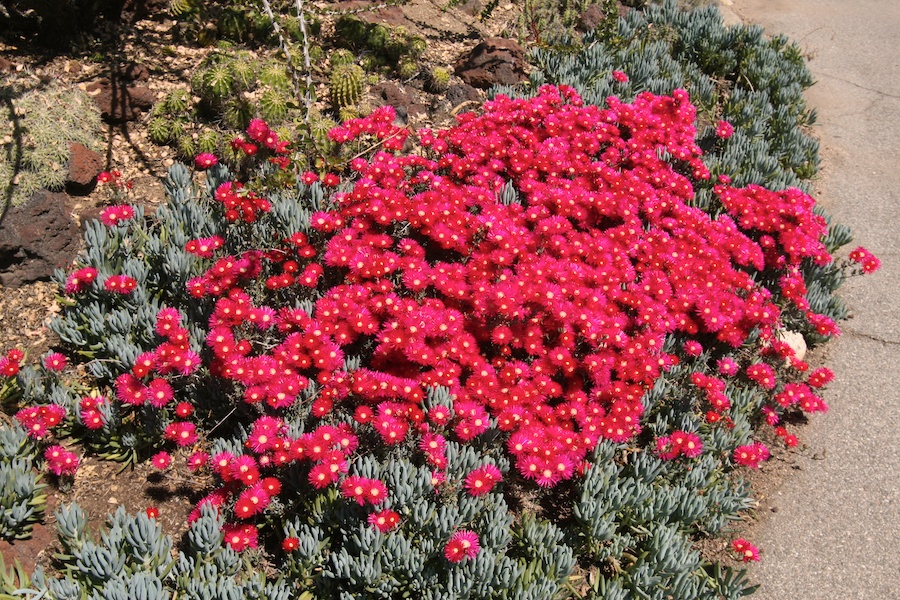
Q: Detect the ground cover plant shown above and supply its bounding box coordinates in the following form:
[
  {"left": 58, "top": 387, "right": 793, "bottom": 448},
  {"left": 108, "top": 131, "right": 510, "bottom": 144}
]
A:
[{"left": 0, "top": 2, "right": 881, "bottom": 599}]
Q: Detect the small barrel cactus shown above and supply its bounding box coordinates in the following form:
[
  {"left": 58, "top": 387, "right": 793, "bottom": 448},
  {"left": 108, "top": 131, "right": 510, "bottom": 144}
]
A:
[
  {"left": 398, "top": 58, "right": 419, "bottom": 80},
  {"left": 426, "top": 66, "right": 452, "bottom": 93},
  {"left": 330, "top": 64, "right": 365, "bottom": 110},
  {"left": 330, "top": 49, "right": 357, "bottom": 68}
]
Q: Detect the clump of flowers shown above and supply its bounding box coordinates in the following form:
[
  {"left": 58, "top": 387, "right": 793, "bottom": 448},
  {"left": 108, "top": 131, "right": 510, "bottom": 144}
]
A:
[{"left": 1, "top": 80, "right": 879, "bottom": 598}]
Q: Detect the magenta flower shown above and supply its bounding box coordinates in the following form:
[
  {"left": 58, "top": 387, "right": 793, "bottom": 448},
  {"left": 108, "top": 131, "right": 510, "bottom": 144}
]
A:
[
  {"left": 715, "top": 119, "right": 734, "bottom": 139},
  {"left": 848, "top": 246, "right": 881, "bottom": 273},
  {"left": 732, "top": 538, "right": 760, "bottom": 562},
  {"left": 104, "top": 274, "right": 138, "bottom": 294},
  {"left": 368, "top": 509, "right": 401, "bottom": 533},
  {"left": 194, "top": 153, "right": 218, "bottom": 170},
  {"left": 444, "top": 530, "right": 480, "bottom": 562},
  {"left": 151, "top": 451, "right": 172, "bottom": 470},
  {"left": 42, "top": 352, "right": 68, "bottom": 372},
  {"left": 463, "top": 464, "right": 502, "bottom": 497},
  {"left": 99, "top": 204, "right": 135, "bottom": 227},
  {"left": 44, "top": 445, "right": 79, "bottom": 476},
  {"left": 64, "top": 267, "right": 98, "bottom": 294}
]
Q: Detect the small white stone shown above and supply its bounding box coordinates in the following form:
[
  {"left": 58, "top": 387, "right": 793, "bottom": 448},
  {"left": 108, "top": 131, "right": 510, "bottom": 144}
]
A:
[{"left": 777, "top": 328, "right": 807, "bottom": 362}]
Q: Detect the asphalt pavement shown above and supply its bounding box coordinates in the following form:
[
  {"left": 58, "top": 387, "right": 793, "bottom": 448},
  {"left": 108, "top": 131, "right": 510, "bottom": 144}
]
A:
[{"left": 718, "top": 1, "right": 900, "bottom": 598}]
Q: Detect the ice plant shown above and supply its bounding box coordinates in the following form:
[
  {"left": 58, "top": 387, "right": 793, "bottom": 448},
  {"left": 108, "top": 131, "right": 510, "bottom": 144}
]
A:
[
  {"left": 732, "top": 538, "right": 760, "bottom": 562},
  {"left": 5, "top": 60, "right": 879, "bottom": 597},
  {"left": 444, "top": 530, "right": 480, "bottom": 562}
]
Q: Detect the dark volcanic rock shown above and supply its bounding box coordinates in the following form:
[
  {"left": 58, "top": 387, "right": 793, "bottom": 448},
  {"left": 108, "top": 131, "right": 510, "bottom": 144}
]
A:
[
  {"left": 85, "top": 79, "right": 155, "bottom": 122},
  {"left": 455, "top": 37, "right": 527, "bottom": 89},
  {"left": 0, "top": 190, "right": 79, "bottom": 286},
  {"left": 66, "top": 142, "right": 104, "bottom": 191}
]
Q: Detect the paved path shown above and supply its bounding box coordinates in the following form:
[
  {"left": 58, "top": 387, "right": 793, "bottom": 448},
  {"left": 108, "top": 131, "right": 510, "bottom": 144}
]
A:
[{"left": 720, "top": 1, "right": 900, "bottom": 598}]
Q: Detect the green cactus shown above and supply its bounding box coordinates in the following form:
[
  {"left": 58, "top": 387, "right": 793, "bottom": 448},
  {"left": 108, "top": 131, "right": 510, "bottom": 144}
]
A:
[
  {"left": 426, "top": 66, "right": 452, "bottom": 93},
  {"left": 177, "top": 133, "right": 197, "bottom": 159},
  {"left": 330, "top": 49, "right": 357, "bottom": 68},
  {"left": 148, "top": 117, "right": 173, "bottom": 145},
  {"left": 165, "top": 89, "right": 192, "bottom": 114},
  {"left": 260, "top": 88, "right": 291, "bottom": 123},
  {"left": 407, "top": 35, "right": 427, "bottom": 58},
  {"left": 259, "top": 62, "right": 291, "bottom": 91},
  {"left": 338, "top": 105, "right": 361, "bottom": 123},
  {"left": 335, "top": 14, "right": 370, "bottom": 46},
  {"left": 200, "top": 60, "right": 235, "bottom": 102},
  {"left": 370, "top": 23, "right": 393, "bottom": 51},
  {"left": 312, "top": 113, "right": 338, "bottom": 144},
  {"left": 1, "top": 77, "right": 102, "bottom": 206},
  {"left": 223, "top": 97, "right": 254, "bottom": 130},
  {"left": 230, "top": 52, "right": 257, "bottom": 90},
  {"left": 330, "top": 63, "right": 366, "bottom": 110},
  {"left": 398, "top": 58, "right": 419, "bottom": 80},
  {"left": 197, "top": 129, "right": 221, "bottom": 155}
]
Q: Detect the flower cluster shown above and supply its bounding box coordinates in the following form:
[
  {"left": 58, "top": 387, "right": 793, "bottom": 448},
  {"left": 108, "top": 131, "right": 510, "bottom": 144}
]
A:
[
  {"left": 732, "top": 538, "right": 760, "bottom": 562},
  {"left": 655, "top": 430, "right": 703, "bottom": 460},
  {"left": 99, "top": 204, "right": 136, "bottom": 227},
  {"left": 0, "top": 348, "right": 23, "bottom": 377},
  {"left": 16, "top": 403, "right": 66, "bottom": 439},
  {"left": 849, "top": 246, "right": 881, "bottom": 273},
  {"left": 64, "top": 267, "right": 98, "bottom": 294},
  {"left": 44, "top": 444, "right": 79, "bottom": 476},
  {"left": 444, "top": 530, "right": 480, "bottom": 562},
  {"left": 733, "top": 442, "right": 770, "bottom": 469},
  {"left": 21, "top": 83, "right": 877, "bottom": 572}
]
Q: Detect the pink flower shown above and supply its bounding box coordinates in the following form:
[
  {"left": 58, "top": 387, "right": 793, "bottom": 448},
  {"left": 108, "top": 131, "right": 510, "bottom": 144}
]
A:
[
  {"left": 807, "top": 367, "right": 835, "bottom": 388},
  {"left": 611, "top": 70, "right": 629, "bottom": 83},
  {"left": 716, "top": 357, "right": 739, "bottom": 377},
  {"left": 99, "top": 205, "right": 135, "bottom": 227},
  {"left": 444, "top": 530, "right": 480, "bottom": 562},
  {"left": 151, "top": 451, "right": 172, "bottom": 470},
  {"left": 246, "top": 119, "right": 270, "bottom": 143},
  {"left": 368, "top": 509, "right": 401, "bottom": 533},
  {"left": 164, "top": 421, "right": 198, "bottom": 447},
  {"left": 44, "top": 445, "right": 79, "bottom": 476},
  {"left": 42, "top": 352, "right": 68, "bottom": 371},
  {"left": 64, "top": 267, "right": 98, "bottom": 294},
  {"left": 732, "top": 538, "right": 760, "bottom": 562},
  {"left": 715, "top": 120, "right": 734, "bottom": 139},
  {"left": 104, "top": 274, "right": 138, "bottom": 294},
  {"left": 682, "top": 340, "right": 703, "bottom": 357},
  {"left": 223, "top": 523, "right": 259, "bottom": 551},
  {"left": 733, "top": 442, "right": 769, "bottom": 469},
  {"left": 187, "top": 451, "right": 209, "bottom": 472},
  {"left": 848, "top": 246, "right": 881, "bottom": 273},
  {"left": 341, "top": 476, "right": 389, "bottom": 506},
  {"left": 463, "top": 464, "right": 502, "bottom": 496},
  {"left": 194, "top": 153, "right": 218, "bottom": 169}
]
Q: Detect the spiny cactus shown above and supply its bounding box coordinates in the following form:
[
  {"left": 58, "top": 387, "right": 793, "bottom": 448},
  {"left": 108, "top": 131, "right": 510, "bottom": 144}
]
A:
[
  {"left": 398, "top": 58, "right": 419, "bottom": 80},
  {"left": 330, "top": 48, "right": 357, "bottom": 68},
  {"left": 223, "top": 97, "right": 254, "bottom": 130},
  {"left": 1, "top": 77, "right": 102, "bottom": 206},
  {"left": 426, "top": 66, "right": 452, "bottom": 93},
  {"left": 147, "top": 117, "right": 173, "bottom": 145},
  {"left": 330, "top": 63, "right": 366, "bottom": 110},
  {"left": 261, "top": 88, "right": 292, "bottom": 123},
  {"left": 197, "top": 129, "right": 221, "bottom": 155}
]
